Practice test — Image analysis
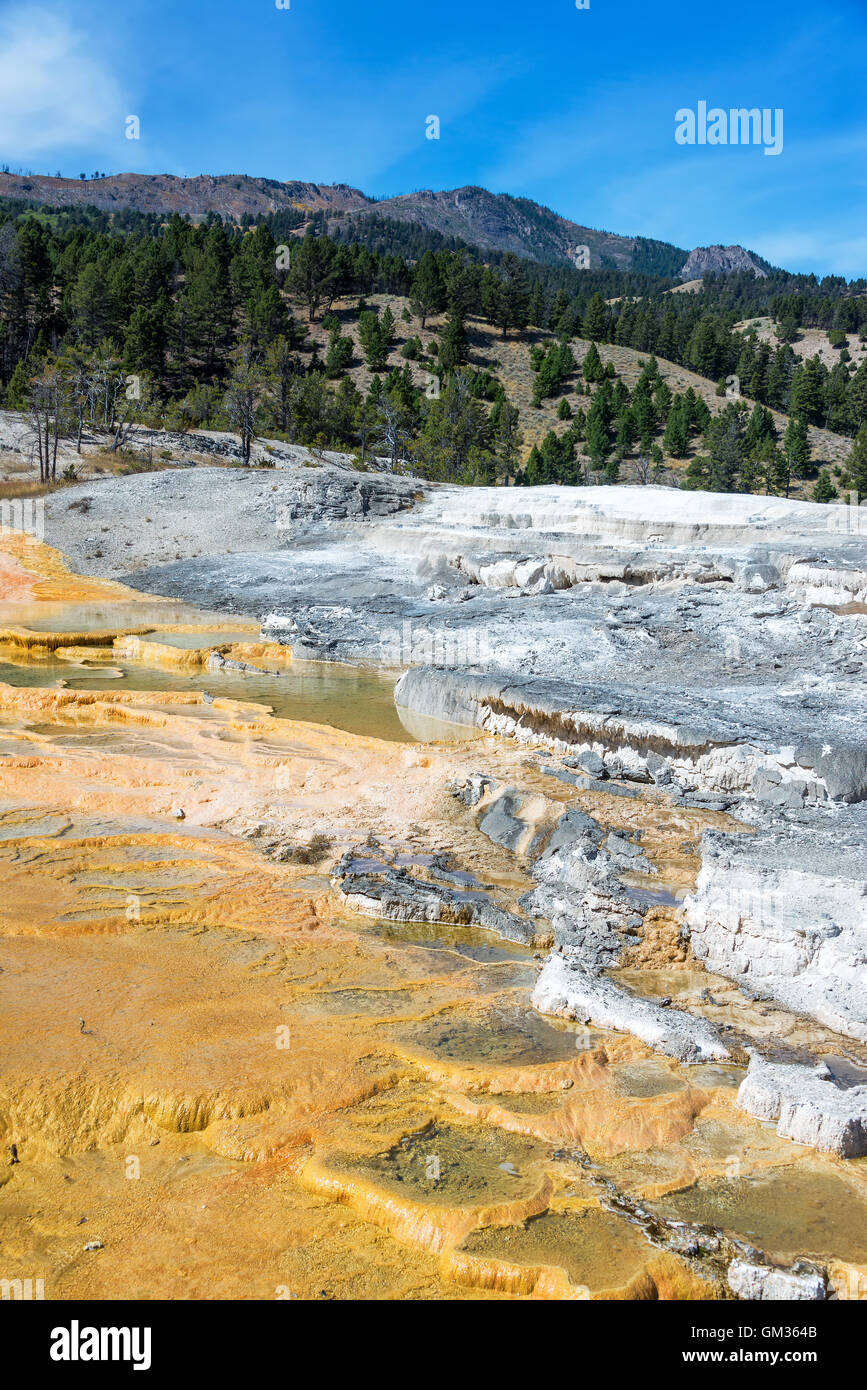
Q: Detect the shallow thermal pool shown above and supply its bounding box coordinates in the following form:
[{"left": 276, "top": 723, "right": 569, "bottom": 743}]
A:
[
  {"left": 0, "top": 653, "right": 417, "bottom": 742},
  {"left": 649, "top": 1166, "right": 867, "bottom": 1265}
]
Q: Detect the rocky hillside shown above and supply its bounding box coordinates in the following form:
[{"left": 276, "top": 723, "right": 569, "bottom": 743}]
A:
[
  {"left": 678, "top": 244, "right": 770, "bottom": 280},
  {"left": 0, "top": 172, "right": 780, "bottom": 282},
  {"left": 0, "top": 172, "right": 372, "bottom": 219},
  {"left": 345, "top": 186, "right": 686, "bottom": 274},
  {"left": 0, "top": 171, "right": 697, "bottom": 276}
]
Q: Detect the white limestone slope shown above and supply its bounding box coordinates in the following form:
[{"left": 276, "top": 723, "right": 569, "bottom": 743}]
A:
[{"left": 685, "top": 814, "right": 867, "bottom": 1044}]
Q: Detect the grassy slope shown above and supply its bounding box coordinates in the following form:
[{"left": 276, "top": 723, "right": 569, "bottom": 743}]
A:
[
  {"left": 735, "top": 316, "right": 867, "bottom": 375},
  {"left": 306, "top": 292, "right": 852, "bottom": 492},
  {"left": 1, "top": 290, "right": 852, "bottom": 499}
]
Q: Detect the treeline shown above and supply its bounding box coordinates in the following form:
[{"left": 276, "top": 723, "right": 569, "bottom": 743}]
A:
[
  {"left": 0, "top": 209, "right": 529, "bottom": 482},
  {"left": 512, "top": 348, "right": 867, "bottom": 501},
  {"left": 0, "top": 211, "right": 536, "bottom": 392},
  {"left": 1, "top": 196, "right": 866, "bottom": 494}
]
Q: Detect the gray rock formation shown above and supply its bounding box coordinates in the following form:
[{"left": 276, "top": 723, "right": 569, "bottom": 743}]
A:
[
  {"left": 394, "top": 666, "right": 864, "bottom": 803},
  {"left": 727, "top": 1259, "right": 826, "bottom": 1301},
  {"left": 330, "top": 848, "right": 535, "bottom": 945},
  {"left": 736, "top": 1055, "right": 867, "bottom": 1157},
  {"left": 678, "top": 245, "right": 769, "bottom": 280},
  {"left": 686, "top": 809, "right": 867, "bottom": 1043},
  {"left": 531, "top": 954, "right": 729, "bottom": 1062}
]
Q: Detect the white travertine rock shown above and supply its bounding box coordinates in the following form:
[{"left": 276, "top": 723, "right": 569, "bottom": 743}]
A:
[
  {"left": 532, "top": 953, "right": 729, "bottom": 1063},
  {"left": 686, "top": 813, "right": 867, "bottom": 1044},
  {"left": 728, "top": 1259, "right": 826, "bottom": 1301},
  {"left": 736, "top": 1055, "right": 867, "bottom": 1157}
]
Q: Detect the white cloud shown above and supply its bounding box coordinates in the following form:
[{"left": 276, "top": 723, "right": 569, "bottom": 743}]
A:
[{"left": 0, "top": 8, "right": 125, "bottom": 158}]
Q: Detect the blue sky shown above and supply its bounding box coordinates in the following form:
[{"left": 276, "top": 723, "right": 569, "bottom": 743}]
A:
[{"left": 0, "top": 0, "right": 865, "bottom": 277}]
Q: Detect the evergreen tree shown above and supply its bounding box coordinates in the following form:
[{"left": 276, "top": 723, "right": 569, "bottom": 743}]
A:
[
  {"left": 223, "top": 343, "right": 265, "bottom": 463},
  {"left": 614, "top": 409, "right": 636, "bottom": 459},
  {"left": 438, "top": 305, "right": 468, "bottom": 373},
  {"left": 490, "top": 254, "right": 530, "bottom": 339},
  {"left": 813, "top": 471, "right": 838, "bottom": 502},
  {"left": 845, "top": 362, "right": 867, "bottom": 434},
  {"left": 704, "top": 403, "right": 746, "bottom": 492},
  {"left": 846, "top": 424, "right": 867, "bottom": 496},
  {"left": 523, "top": 444, "right": 542, "bottom": 486},
  {"left": 581, "top": 341, "right": 603, "bottom": 383},
  {"left": 744, "top": 401, "right": 776, "bottom": 455},
  {"left": 767, "top": 344, "right": 796, "bottom": 410},
  {"left": 287, "top": 234, "right": 339, "bottom": 321},
  {"left": 325, "top": 323, "right": 354, "bottom": 378},
  {"left": 69, "top": 262, "right": 114, "bottom": 348},
  {"left": 632, "top": 381, "right": 657, "bottom": 451},
  {"left": 653, "top": 380, "right": 672, "bottom": 415},
  {"left": 583, "top": 292, "right": 608, "bottom": 342},
  {"left": 358, "top": 309, "right": 391, "bottom": 372},
  {"left": 789, "top": 356, "right": 827, "bottom": 426},
  {"left": 526, "top": 284, "right": 545, "bottom": 329},
  {"left": 585, "top": 405, "right": 611, "bottom": 468},
  {"left": 490, "top": 392, "right": 523, "bottom": 480},
  {"left": 408, "top": 251, "right": 444, "bottom": 329},
  {"left": 783, "top": 414, "right": 810, "bottom": 480},
  {"left": 662, "top": 403, "right": 689, "bottom": 458}
]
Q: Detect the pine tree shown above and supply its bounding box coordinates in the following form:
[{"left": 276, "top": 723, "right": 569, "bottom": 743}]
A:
[
  {"left": 813, "top": 471, "right": 838, "bottom": 502},
  {"left": 704, "top": 404, "right": 745, "bottom": 492},
  {"left": 632, "top": 383, "right": 657, "bottom": 451},
  {"left": 325, "top": 324, "right": 354, "bottom": 378},
  {"left": 789, "top": 357, "right": 827, "bottom": 426},
  {"left": 614, "top": 409, "right": 635, "bottom": 459},
  {"left": 585, "top": 407, "right": 610, "bottom": 468},
  {"left": 526, "top": 284, "right": 545, "bottom": 329},
  {"left": 358, "top": 310, "right": 389, "bottom": 372},
  {"left": 5, "top": 359, "right": 30, "bottom": 407},
  {"left": 583, "top": 293, "right": 607, "bottom": 342},
  {"left": 438, "top": 306, "right": 468, "bottom": 373},
  {"left": 783, "top": 414, "right": 810, "bottom": 480},
  {"left": 524, "top": 444, "right": 542, "bottom": 486},
  {"left": 846, "top": 424, "right": 867, "bottom": 496},
  {"left": 745, "top": 402, "right": 776, "bottom": 455},
  {"left": 767, "top": 344, "right": 796, "bottom": 410},
  {"left": 69, "top": 263, "right": 115, "bottom": 348},
  {"left": 582, "top": 341, "right": 603, "bottom": 383},
  {"left": 409, "top": 251, "right": 444, "bottom": 329},
  {"left": 845, "top": 362, "right": 867, "bottom": 434},
  {"left": 491, "top": 254, "right": 530, "bottom": 339},
  {"left": 490, "top": 393, "right": 523, "bottom": 479},
  {"left": 223, "top": 343, "right": 265, "bottom": 464},
  {"left": 653, "top": 380, "right": 672, "bottom": 415},
  {"left": 656, "top": 309, "right": 677, "bottom": 361},
  {"left": 662, "top": 403, "right": 688, "bottom": 458},
  {"left": 287, "top": 234, "right": 338, "bottom": 321}
]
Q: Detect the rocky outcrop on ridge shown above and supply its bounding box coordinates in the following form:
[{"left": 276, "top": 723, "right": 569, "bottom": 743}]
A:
[{"left": 678, "top": 244, "right": 770, "bottom": 280}]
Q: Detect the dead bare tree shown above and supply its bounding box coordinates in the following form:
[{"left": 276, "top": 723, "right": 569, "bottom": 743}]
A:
[
  {"left": 25, "top": 361, "right": 65, "bottom": 481},
  {"left": 634, "top": 452, "right": 651, "bottom": 484},
  {"left": 86, "top": 348, "right": 126, "bottom": 434},
  {"left": 224, "top": 344, "right": 264, "bottom": 464},
  {"left": 376, "top": 395, "right": 412, "bottom": 470}
]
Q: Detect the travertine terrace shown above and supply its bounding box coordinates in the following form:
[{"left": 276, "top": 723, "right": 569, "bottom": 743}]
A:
[{"left": 1, "top": 453, "right": 865, "bottom": 1301}]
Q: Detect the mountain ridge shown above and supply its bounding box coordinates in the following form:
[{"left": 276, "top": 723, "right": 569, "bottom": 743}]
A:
[
  {"left": 348, "top": 184, "right": 687, "bottom": 275},
  {"left": 0, "top": 171, "right": 372, "bottom": 219},
  {"left": 0, "top": 170, "right": 771, "bottom": 280}
]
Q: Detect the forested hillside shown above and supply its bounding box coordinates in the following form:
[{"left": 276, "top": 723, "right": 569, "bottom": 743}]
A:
[{"left": 1, "top": 195, "right": 866, "bottom": 500}]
